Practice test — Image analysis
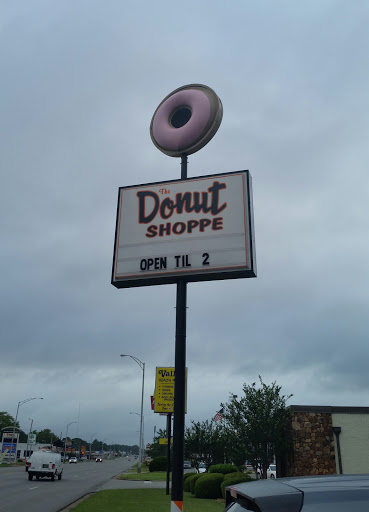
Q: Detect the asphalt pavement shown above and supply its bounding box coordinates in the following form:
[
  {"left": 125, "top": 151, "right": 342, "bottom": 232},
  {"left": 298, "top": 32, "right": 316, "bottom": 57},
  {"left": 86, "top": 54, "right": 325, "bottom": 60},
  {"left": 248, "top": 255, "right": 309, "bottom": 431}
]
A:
[{"left": 0, "top": 458, "right": 135, "bottom": 512}]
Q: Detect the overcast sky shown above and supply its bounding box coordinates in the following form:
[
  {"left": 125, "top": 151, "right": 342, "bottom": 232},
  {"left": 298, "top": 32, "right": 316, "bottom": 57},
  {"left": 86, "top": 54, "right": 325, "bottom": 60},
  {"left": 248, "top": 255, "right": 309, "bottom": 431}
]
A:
[{"left": 1, "top": 0, "right": 368, "bottom": 448}]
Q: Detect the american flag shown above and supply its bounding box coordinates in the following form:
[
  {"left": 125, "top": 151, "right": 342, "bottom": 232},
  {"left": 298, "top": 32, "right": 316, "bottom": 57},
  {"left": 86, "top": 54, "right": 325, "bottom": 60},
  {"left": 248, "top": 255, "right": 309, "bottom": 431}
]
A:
[{"left": 213, "top": 408, "right": 224, "bottom": 421}]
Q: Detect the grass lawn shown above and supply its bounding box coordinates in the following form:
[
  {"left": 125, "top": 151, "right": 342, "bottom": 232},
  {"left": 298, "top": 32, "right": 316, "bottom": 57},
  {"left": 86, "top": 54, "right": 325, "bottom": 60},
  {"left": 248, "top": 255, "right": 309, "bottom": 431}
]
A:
[
  {"left": 0, "top": 462, "right": 24, "bottom": 468},
  {"left": 118, "top": 470, "right": 168, "bottom": 481},
  {"left": 73, "top": 489, "right": 224, "bottom": 511}
]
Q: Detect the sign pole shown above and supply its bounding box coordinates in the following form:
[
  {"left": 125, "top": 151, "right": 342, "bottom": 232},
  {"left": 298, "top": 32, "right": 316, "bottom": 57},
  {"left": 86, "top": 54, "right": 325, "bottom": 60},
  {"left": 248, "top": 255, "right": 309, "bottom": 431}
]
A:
[
  {"left": 171, "top": 155, "right": 188, "bottom": 512},
  {"left": 166, "top": 412, "right": 172, "bottom": 495}
]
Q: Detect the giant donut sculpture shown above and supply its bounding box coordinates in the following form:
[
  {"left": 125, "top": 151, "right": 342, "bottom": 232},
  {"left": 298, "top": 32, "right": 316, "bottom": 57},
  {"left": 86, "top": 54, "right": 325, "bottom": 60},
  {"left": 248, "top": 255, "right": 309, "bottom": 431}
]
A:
[{"left": 150, "top": 84, "right": 223, "bottom": 157}]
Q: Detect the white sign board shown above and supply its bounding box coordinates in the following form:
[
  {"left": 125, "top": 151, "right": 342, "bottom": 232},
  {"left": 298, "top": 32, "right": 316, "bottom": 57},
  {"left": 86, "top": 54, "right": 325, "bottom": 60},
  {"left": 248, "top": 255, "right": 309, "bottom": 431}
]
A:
[
  {"left": 112, "top": 170, "right": 256, "bottom": 288},
  {"left": 28, "top": 433, "right": 36, "bottom": 445}
]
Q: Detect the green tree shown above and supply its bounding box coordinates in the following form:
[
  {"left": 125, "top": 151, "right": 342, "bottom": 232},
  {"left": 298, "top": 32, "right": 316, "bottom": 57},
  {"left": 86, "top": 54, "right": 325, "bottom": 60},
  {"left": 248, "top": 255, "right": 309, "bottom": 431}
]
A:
[
  {"left": 223, "top": 376, "right": 292, "bottom": 479},
  {"left": 185, "top": 419, "right": 226, "bottom": 467},
  {"left": 148, "top": 429, "right": 169, "bottom": 459},
  {"left": 91, "top": 439, "right": 100, "bottom": 451},
  {"left": 36, "top": 428, "right": 58, "bottom": 444},
  {"left": 0, "top": 411, "right": 18, "bottom": 432},
  {"left": 0, "top": 411, "right": 28, "bottom": 442}
]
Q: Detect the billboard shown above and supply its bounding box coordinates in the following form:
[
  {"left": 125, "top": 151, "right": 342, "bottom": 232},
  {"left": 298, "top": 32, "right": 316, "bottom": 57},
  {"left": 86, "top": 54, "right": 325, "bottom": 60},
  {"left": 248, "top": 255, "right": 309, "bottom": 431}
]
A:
[
  {"left": 1, "top": 432, "right": 18, "bottom": 454},
  {"left": 112, "top": 170, "right": 256, "bottom": 288}
]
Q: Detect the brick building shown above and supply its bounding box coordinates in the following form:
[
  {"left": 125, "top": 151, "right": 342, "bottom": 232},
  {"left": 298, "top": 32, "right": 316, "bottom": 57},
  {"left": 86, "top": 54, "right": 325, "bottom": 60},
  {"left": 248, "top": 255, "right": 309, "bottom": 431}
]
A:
[{"left": 284, "top": 405, "right": 369, "bottom": 477}]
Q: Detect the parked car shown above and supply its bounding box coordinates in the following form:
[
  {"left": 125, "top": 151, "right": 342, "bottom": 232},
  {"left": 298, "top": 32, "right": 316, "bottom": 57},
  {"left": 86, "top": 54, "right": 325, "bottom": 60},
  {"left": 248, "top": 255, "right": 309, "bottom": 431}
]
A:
[
  {"left": 69, "top": 457, "right": 78, "bottom": 464},
  {"left": 197, "top": 462, "right": 207, "bottom": 473},
  {"left": 28, "top": 451, "right": 63, "bottom": 481},
  {"left": 267, "top": 464, "right": 276, "bottom": 478},
  {"left": 95, "top": 457, "right": 102, "bottom": 462},
  {"left": 225, "top": 474, "right": 369, "bottom": 511},
  {"left": 244, "top": 462, "right": 254, "bottom": 472},
  {"left": 184, "top": 461, "right": 191, "bottom": 469}
]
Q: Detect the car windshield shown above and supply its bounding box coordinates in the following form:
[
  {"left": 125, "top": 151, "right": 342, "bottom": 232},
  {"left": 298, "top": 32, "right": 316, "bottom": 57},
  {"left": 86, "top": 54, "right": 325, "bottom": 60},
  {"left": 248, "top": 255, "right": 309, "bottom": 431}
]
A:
[
  {"left": 269, "top": 465, "right": 276, "bottom": 470},
  {"left": 199, "top": 463, "right": 206, "bottom": 468}
]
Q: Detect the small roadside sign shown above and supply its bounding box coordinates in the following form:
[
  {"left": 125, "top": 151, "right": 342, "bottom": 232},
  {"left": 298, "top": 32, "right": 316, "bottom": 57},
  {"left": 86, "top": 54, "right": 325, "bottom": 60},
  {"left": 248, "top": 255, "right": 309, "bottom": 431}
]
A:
[
  {"left": 154, "top": 367, "right": 187, "bottom": 414},
  {"left": 159, "top": 438, "right": 173, "bottom": 445}
]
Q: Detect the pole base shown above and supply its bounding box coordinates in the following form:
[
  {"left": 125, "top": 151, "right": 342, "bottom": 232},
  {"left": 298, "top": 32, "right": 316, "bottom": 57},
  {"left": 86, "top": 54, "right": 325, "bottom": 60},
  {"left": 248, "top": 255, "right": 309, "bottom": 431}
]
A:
[{"left": 171, "top": 501, "right": 183, "bottom": 511}]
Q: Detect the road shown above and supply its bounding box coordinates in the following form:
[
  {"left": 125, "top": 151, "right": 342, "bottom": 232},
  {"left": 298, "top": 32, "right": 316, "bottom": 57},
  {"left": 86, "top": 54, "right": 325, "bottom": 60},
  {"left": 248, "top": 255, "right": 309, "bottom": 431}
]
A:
[{"left": 0, "top": 458, "right": 134, "bottom": 512}]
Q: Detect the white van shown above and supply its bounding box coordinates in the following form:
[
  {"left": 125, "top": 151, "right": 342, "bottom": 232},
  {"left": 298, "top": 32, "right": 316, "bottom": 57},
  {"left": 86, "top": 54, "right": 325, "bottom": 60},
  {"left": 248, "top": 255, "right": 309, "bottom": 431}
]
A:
[{"left": 28, "top": 450, "right": 63, "bottom": 481}]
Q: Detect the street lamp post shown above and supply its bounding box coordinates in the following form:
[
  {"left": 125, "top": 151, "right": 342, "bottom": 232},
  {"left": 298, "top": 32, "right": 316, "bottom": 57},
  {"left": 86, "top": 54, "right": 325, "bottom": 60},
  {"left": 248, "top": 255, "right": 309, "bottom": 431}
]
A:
[
  {"left": 130, "top": 412, "right": 145, "bottom": 456},
  {"left": 121, "top": 354, "right": 145, "bottom": 473},
  {"left": 89, "top": 432, "right": 97, "bottom": 460},
  {"left": 101, "top": 438, "right": 107, "bottom": 458},
  {"left": 63, "top": 422, "right": 77, "bottom": 462},
  {"left": 12, "top": 397, "right": 43, "bottom": 462},
  {"left": 25, "top": 418, "right": 33, "bottom": 459}
]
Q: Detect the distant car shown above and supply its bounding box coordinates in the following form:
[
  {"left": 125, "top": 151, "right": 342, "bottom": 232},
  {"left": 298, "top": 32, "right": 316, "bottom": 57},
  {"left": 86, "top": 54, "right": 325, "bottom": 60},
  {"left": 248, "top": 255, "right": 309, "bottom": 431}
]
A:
[
  {"left": 69, "top": 457, "right": 78, "bottom": 464},
  {"left": 225, "top": 474, "right": 369, "bottom": 511},
  {"left": 184, "top": 461, "right": 191, "bottom": 469},
  {"left": 95, "top": 457, "right": 102, "bottom": 462},
  {"left": 267, "top": 464, "right": 276, "bottom": 478},
  {"left": 197, "top": 462, "right": 207, "bottom": 473}
]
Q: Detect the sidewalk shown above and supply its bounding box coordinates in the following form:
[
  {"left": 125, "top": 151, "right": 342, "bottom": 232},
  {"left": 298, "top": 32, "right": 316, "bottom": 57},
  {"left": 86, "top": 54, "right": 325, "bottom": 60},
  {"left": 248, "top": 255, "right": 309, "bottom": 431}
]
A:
[{"left": 98, "top": 478, "right": 168, "bottom": 490}]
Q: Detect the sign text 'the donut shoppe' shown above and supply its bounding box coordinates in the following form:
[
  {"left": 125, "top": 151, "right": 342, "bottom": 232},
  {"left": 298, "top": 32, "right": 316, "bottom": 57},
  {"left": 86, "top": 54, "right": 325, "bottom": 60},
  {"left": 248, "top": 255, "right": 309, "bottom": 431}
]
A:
[{"left": 137, "top": 180, "right": 227, "bottom": 238}]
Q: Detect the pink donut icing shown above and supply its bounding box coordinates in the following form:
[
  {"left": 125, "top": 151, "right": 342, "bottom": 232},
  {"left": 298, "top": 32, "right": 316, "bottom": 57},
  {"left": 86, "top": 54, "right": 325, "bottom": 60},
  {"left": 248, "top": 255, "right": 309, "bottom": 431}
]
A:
[{"left": 152, "top": 89, "right": 211, "bottom": 152}]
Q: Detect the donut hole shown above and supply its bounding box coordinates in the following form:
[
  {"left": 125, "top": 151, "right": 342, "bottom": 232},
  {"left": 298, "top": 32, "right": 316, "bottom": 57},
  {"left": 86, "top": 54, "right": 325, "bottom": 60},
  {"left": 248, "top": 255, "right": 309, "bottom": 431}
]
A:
[{"left": 170, "top": 106, "right": 192, "bottom": 128}]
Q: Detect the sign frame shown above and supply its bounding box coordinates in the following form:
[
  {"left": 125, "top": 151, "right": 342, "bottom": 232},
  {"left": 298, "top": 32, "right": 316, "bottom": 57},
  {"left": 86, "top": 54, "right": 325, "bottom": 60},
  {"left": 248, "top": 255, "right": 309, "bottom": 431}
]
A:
[{"left": 111, "top": 170, "right": 256, "bottom": 289}]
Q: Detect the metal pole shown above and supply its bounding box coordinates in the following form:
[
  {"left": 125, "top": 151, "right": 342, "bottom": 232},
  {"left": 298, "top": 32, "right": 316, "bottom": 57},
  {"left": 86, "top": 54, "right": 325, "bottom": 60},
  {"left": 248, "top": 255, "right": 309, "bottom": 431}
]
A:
[
  {"left": 138, "top": 362, "right": 145, "bottom": 473},
  {"left": 180, "top": 154, "right": 187, "bottom": 180},
  {"left": 171, "top": 153, "right": 188, "bottom": 511},
  {"left": 11, "top": 397, "right": 43, "bottom": 462},
  {"left": 64, "top": 425, "right": 68, "bottom": 462},
  {"left": 26, "top": 418, "right": 33, "bottom": 459},
  {"left": 12, "top": 402, "right": 20, "bottom": 463},
  {"left": 89, "top": 433, "right": 97, "bottom": 460},
  {"left": 64, "top": 421, "right": 76, "bottom": 462},
  {"left": 120, "top": 355, "right": 145, "bottom": 473},
  {"left": 166, "top": 413, "right": 172, "bottom": 495}
]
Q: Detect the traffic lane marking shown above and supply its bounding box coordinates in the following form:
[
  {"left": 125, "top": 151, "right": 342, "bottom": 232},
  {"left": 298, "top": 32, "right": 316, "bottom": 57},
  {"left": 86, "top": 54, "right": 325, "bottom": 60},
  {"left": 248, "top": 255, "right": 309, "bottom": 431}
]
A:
[{"left": 29, "top": 486, "right": 39, "bottom": 490}]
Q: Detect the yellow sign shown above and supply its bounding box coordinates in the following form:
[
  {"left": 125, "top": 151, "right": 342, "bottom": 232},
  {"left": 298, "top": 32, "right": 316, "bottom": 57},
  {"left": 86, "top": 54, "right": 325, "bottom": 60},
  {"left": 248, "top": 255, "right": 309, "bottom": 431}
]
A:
[
  {"left": 159, "top": 437, "right": 173, "bottom": 445},
  {"left": 154, "top": 367, "right": 187, "bottom": 414}
]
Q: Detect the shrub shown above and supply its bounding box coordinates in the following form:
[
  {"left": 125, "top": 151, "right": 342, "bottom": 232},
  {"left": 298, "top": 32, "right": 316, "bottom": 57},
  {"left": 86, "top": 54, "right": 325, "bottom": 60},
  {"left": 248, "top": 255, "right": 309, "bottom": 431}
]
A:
[
  {"left": 208, "top": 463, "right": 238, "bottom": 475},
  {"left": 221, "top": 472, "right": 252, "bottom": 498},
  {"left": 184, "top": 473, "right": 198, "bottom": 492},
  {"left": 148, "top": 456, "right": 168, "bottom": 472},
  {"left": 194, "top": 473, "right": 224, "bottom": 499},
  {"left": 190, "top": 473, "right": 205, "bottom": 494},
  {"left": 184, "top": 471, "right": 196, "bottom": 481}
]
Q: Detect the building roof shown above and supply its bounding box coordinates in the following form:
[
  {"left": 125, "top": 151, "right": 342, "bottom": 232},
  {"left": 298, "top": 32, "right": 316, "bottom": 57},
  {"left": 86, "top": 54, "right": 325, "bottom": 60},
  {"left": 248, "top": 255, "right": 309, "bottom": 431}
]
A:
[{"left": 290, "top": 405, "right": 369, "bottom": 414}]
